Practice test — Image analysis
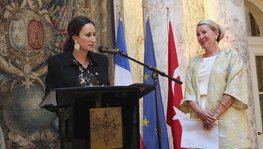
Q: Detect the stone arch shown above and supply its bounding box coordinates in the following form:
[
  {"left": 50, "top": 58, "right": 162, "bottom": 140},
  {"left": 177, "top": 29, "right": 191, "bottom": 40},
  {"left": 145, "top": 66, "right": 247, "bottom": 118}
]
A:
[{"left": 245, "top": 0, "right": 263, "bottom": 36}]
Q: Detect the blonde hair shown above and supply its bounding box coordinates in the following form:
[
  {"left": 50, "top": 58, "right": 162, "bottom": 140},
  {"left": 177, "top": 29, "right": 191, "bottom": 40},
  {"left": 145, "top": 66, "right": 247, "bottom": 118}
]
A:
[{"left": 197, "top": 19, "right": 225, "bottom": 43}]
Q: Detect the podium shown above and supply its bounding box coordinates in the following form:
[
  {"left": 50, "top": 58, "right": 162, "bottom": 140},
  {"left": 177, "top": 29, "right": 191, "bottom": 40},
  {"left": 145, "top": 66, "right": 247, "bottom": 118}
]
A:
[{"left": 40, "top": 83, "right": 155, "bottom": 149}]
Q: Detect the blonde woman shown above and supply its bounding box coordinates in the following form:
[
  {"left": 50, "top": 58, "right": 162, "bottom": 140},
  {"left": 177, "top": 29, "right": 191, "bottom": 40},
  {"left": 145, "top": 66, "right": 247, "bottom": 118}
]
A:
[{"left": 181, "top": 19, "right": 251, "bottom": 149}]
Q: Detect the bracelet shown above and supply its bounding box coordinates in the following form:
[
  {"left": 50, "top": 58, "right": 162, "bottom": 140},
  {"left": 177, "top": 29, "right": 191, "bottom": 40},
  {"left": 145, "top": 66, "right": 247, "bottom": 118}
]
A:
[{"left": 219, "top": 101, "right": 227, "bottom": 108}]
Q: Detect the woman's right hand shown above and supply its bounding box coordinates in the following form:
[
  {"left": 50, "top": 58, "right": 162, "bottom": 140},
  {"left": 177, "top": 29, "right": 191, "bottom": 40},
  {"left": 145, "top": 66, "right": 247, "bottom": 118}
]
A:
[
  {"left": 197, "top": 109, "right": 217, "bottom": 130},
  {"left": 187, "top": 101, "right": 217, "bottom": 130}
]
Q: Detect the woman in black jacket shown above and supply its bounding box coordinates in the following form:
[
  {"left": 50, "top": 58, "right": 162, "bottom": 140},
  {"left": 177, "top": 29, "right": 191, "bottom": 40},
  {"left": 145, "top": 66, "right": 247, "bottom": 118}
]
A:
[
  {"left": 45, "top": 15, "right": 109, "bottom": 148},
  {"left": 45, "top": 16, "right": 109, "bottom": 92}
]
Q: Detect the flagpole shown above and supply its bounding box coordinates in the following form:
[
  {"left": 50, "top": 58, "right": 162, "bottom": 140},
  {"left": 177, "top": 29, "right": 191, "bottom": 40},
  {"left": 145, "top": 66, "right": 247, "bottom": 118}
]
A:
[
  {"left": 143, "top": 3, "right": 167, "bottom": 146},
  {"left": 167, "top": 7, "right": 170, "bottom": 33},
  {"left": 151, "top": 71, "right": 163, "bottom": 149},
  {"left": 143, "top": 15, "right": 163, "bottom": 149}
]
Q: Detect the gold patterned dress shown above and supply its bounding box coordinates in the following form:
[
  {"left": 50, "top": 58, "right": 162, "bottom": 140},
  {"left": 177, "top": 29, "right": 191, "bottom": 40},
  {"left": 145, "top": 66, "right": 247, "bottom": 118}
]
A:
[{"left": 181, "top": 49, "right": 251, "bottom": 149}]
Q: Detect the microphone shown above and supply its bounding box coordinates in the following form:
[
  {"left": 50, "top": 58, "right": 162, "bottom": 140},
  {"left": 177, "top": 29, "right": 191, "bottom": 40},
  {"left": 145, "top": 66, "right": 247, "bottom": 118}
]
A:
[{"left": 98, "top": 46, "right": 123, "bottom": 54}]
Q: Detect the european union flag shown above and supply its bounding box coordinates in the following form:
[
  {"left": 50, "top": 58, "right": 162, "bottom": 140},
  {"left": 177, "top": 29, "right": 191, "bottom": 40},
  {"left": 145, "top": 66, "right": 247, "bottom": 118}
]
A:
[{"left": 142, "top": 17, "right": 169, "bottom": 149}]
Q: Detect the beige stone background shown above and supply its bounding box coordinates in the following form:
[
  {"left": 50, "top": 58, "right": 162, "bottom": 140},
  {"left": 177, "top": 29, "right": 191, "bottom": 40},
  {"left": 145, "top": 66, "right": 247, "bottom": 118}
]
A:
[
  {"left": 116, "top": 0, "right": 263, "bottom": 148},
  {"left": 0, "top": 0, "right": 263, "bottom": 148}
]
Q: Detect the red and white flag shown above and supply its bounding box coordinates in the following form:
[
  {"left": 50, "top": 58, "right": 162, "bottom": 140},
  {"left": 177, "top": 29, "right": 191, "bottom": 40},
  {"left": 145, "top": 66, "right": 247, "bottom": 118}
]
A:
[{"left": 166, "top": 21, "right": 184, "bottom": 149}]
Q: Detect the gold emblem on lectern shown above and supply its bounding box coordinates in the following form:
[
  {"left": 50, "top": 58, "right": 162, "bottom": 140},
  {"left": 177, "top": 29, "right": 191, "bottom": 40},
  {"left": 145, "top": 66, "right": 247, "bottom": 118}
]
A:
[{"left": 90, "top": 107, "right": 123, "bottom": 149}]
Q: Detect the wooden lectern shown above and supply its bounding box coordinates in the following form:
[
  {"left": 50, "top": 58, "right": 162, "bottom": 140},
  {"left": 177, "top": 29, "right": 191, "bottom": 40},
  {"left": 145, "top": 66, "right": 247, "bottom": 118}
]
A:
[{"left": 40, "top": 83, "right": 155, "bottom": 149}]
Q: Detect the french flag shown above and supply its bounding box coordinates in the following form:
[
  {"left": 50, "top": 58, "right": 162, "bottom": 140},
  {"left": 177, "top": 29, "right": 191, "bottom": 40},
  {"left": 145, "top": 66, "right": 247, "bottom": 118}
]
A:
[{"left": 114, "top": 18, "right": 133, "bottom": 86}]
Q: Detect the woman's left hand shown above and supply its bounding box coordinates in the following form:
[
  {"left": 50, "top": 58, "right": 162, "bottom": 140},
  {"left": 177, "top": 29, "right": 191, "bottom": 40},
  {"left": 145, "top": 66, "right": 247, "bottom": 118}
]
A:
[{"left": 203, "top": 118, "right": 217, "bottom": 130}]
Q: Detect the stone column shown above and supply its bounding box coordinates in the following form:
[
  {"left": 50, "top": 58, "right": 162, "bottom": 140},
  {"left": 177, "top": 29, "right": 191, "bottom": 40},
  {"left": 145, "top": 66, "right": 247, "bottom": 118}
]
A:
[
  {"left": 143, "top": 0, "right": 185, "bottom": 147},
  {"left": 203, "top": 0, "right": 256, "bottom": 148},
  {"left": 204, "top": 0, "right": 248, "bottom": 54},
  {"left": 143, "top": 0, "right": 186, "bottom": 107},
  {"left": 182, "top": 0, "right": 205, "bottom": 65}
]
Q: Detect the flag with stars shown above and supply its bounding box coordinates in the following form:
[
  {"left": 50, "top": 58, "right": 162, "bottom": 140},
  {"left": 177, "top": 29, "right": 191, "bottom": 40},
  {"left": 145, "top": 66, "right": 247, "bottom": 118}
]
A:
[{"left": 142, "top": 17, "right": 169, "bottom": 149}]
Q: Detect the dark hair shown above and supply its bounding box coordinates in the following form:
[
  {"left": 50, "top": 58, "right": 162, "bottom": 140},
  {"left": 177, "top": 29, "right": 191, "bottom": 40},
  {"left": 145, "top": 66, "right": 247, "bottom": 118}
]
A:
[{"left": 64, "top": 16, "right": 95, "bottom": 52}]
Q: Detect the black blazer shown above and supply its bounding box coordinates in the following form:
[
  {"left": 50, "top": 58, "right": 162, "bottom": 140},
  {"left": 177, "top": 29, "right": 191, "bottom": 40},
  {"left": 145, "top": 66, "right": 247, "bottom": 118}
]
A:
[
  {"left": 44, "top": 50, "right": 110, "bottom": 140},
  {"left": 45, "top": 50, "right": 109, "bottom": 93}
]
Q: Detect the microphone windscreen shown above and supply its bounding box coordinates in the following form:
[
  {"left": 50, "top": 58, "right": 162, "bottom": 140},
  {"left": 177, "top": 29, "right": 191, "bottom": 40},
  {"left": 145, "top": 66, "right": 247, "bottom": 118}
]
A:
[{"left": 98, "top": 46, "right": 109, "bottom": 53}]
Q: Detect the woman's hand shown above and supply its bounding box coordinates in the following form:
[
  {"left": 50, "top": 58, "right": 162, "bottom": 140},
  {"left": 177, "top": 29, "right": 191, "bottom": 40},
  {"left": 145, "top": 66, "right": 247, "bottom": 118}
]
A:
[
  {"left": 197, "top": 109, "right": 217, "bottom": 130},
  {"left": 187, "top": 101, "right": 217, "bottom": 130}
]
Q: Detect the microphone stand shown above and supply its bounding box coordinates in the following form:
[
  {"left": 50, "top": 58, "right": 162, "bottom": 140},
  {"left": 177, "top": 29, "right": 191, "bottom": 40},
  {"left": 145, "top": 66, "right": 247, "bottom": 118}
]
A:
[
  {"left": 115, "top": 51, "right": 182, "bottom": 84},
  {"left": 112, "top": 51, "right": 182, "bottom": 148}
]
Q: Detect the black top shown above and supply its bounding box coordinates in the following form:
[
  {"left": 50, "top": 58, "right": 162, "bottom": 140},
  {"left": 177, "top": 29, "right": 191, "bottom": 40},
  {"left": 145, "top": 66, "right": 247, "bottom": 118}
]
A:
[
  {"left": 45, "top": 50, "right": 109, "bottom": 93},
  {"left": 44, "top": 50, "right": 109, "bottom": 140}
]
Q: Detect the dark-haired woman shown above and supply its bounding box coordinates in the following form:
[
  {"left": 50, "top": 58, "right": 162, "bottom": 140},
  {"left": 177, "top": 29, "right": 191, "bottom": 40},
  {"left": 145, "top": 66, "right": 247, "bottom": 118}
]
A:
[{"left": 44, "top": 15, "right": 109, "bottom": 148}]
